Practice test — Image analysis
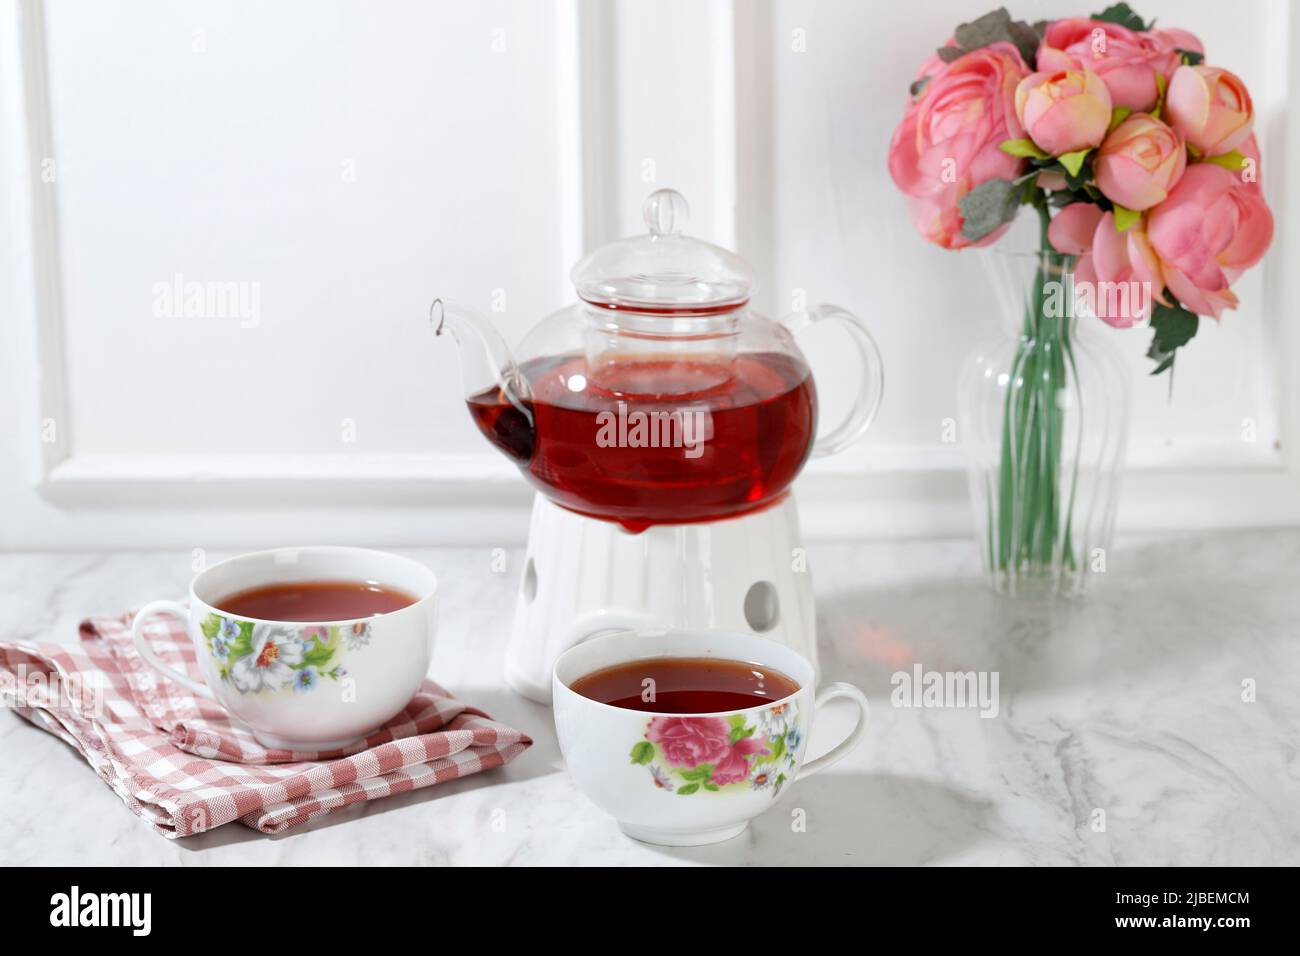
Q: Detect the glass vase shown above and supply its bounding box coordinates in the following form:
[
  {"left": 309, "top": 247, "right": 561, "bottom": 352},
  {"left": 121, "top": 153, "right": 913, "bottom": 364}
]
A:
[{"left": 957, "top": 246, "right": 1131, "bottom": 598}]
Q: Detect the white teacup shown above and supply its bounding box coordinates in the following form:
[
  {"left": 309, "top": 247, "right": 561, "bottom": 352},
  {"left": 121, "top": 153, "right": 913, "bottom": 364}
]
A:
[
  {"left": 130, "top": 546, "right": 438, "bottom": 751},
  {"left": 553, "top": 629, "right": 870, "bottom": 846}
]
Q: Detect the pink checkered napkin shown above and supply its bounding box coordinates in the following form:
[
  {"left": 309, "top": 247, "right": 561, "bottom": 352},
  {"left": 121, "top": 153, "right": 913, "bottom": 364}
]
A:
[{"left": 0, "top": 611, "right": 531, "bottom": 838}]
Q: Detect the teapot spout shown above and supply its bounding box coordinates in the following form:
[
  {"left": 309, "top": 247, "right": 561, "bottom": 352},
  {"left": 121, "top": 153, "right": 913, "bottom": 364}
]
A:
[
  {"left": 431, "top": 298, "right": 530, "bottom": 405},
  {"left": 431, "top": 298, "right": 535, "bottom": 461}
]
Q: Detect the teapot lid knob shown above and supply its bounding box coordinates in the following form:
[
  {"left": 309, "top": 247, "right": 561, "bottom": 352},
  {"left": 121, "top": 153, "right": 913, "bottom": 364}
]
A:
[
  {"left": 570, "top": 188, "right": 751, "bottom": 310},
  {"left": 643, "top": 188, "right": 689, "bottom": 237}
]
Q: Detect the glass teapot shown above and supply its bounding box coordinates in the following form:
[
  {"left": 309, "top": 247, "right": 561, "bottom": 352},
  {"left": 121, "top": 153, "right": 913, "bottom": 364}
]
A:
[{"left": 435, "top": 188, "right": 883, "bottom": 532}]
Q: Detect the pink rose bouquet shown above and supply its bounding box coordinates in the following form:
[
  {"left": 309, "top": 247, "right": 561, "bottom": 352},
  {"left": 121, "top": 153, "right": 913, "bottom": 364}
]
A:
[
  {"left": 887, "top": 4, "right": 1272, "bottom": 590},
  {"left": 888, "top": 3, "right": 1272, "bottom": 367}
]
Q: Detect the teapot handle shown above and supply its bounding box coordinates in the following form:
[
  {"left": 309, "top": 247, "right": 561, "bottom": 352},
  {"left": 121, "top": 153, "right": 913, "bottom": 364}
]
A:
[{"left": 782, "top": 304, "right": 884, "bottom": 458}]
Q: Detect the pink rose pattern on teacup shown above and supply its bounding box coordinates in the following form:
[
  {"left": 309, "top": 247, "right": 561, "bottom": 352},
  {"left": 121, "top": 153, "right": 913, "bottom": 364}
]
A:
[
  {"left": 201, "top": 613, "right": 366, "bottom": 695},
  {"left": 629, "top": 701, "right": 802, "bottom": 797}
]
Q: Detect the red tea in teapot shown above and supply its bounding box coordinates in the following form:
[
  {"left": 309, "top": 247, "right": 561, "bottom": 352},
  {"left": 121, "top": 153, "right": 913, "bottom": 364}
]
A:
[{"left": 468, "top": 351, "right": 816, "bottom": 531}]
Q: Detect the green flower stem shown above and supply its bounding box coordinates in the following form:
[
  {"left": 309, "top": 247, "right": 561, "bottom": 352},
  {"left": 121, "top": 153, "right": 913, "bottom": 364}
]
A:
[{"left": 994, "top": 203, "right": 1078, "bottom": 582}]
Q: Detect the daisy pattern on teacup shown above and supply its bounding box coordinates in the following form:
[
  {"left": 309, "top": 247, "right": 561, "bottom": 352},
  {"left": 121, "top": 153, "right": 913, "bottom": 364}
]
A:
[
  {"left": 343, "top": 621, "right": 372, "bottom": 651},
  {"left": 201, "top": 613, "right": 368, "bottom": 695},
  {"left": 230, "top": 625, "right": 306, "bottom": 693}
]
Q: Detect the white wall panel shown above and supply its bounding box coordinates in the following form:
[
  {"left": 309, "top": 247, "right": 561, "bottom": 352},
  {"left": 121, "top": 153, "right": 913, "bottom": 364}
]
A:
[{"left": 1, "top": 0, "right": 1297, "bottom": 549}]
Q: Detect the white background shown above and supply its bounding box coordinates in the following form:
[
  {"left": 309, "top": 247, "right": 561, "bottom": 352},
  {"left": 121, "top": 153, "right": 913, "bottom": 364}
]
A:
[{"left": 2, "top": 0, "right": 1297, "bottom": 549}]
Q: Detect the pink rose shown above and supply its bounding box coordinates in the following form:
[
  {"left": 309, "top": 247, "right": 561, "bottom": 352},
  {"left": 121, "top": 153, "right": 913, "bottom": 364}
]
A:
[
  {"left": 1050, "top": 203, "right": 1164, "bottom": 327},
  {"left": 1145, "top": 28, "right": 1206, "bottom": 84},
  {"left": 1015, "top": 68, "right": 1112, "bottom": 156},
  {"left": 1235, "top": 134, "right": 1263, "bottom": 195},
  {"left": 1047, "top": 201, "right": 1104, "bottom": 256},
  {"left": 645, "top": 716, "right": 730, "bottom": 769},
  {"left": 888, "top": 42, "right": 1029, "bottom": 249},
  {"left": 1037, "top": 18, "right": 1168, "bottom": 111},
  {"left": 1056, "top": 207, "right": 1165, "bottom": 328},
  {"left": 1164, "top": 65, "right": 1254, "bottom": 157},
  {"left": 1146, "top": 164, "right": 1273, "bottom": 318},
  {"left": 1146, "top": 27, "right": 1205, "bottom": 62},
  {"left": 1093, "top": 113, "right": 1186, "bottom": 210},
  {"left": 710, "top": 736, "right": 769, "bottom": 786}
]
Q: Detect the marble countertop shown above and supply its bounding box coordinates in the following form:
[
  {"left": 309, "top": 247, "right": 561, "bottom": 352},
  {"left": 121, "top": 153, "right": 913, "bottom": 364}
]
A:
[{"left": 2, "top": 531, "right": 1297, "bottom": 866}]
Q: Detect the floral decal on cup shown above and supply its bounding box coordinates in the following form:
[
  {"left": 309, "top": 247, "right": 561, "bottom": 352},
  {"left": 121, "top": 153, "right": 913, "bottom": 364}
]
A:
[
  {"left": 628, "top": 701, "right": 801, "bottom": 797},
  {"left": 199, "top": 613, "right": 362, "bottom": 694}
]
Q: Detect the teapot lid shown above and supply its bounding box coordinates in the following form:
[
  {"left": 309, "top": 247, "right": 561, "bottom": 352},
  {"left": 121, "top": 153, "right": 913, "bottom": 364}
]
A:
[{"left": 570, "top": 189, "right": 753, "bottom": 312}]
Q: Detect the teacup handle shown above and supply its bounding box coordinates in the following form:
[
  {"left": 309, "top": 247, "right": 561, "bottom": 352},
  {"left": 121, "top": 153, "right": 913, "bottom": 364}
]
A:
[
  {"left": 131, "top": 600, "right": 215, "bottom": 700},
  {"left": 800, "top": 682, "right": 870, "bottom": 778}
]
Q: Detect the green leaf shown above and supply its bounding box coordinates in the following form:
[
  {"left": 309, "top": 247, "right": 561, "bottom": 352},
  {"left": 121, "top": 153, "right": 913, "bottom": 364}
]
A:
[
  {"left": 1091, "top": 3, "right": 1148, "bottom": 31},
  {"left": 952, "top": 8, "right": 1040, "bottom": 67},
  {"left": 227, "top": 627, "right": 254, "bottom": 661},
  {"left": 703, "top": 783, "right": 719, "bottom": 792},
  {"left": 1000, "top": 138, "right": 1049, "bottom": 160},
  {"left": 1147, "top": 299, "right": 1199, "bottom": 376},
  {"left": 1112, "top": 204, "right": 1141, "bottom": 232},
  {"left": 629, "top": 741, "right": 654, "bottom": 765},
  {"left": 1005, "top": 20, "right": 1042, "bottom": 67},
  {"left": 958, "top": 177, "right": 1021, "bottom": 242},
  {"left": 909, "top": 74, "right": 931, "bottom": 99},
  {"left": 1107, "top": 106, "right": 1132, "bottom": 135},
  {"left": 952, "top": 8, "right": 1012, "bottom": 50},
  {"left": 676, "top": 784, "right": 700, "bottom": 796},
  {"left": 1178, "top": 48, "right": 1204, "bottom": 66},
  {"left": 1152, "top": 71, "right": 1167, "bottom": 120},
  {"left": 679, "top": 764, "right": 714, "bottom": 782},
  {"left": 769, "top": 736, "right": 786, "bottom": 761},
  {"left": 200, "top": 614, "right": 221, "bottom": 641},
  {"left": 728, "top": 722, "right": 756, "bottom": 744},
  {"left": 1203, "top": 149, "right": 1247, "bottom": 172},
  {"left": 1058, "top": 149, "right": 1091, "bottom": 178},
  {"left": 935, "top": 45, "right": 964, "bottom": 64},
  {"left": 302, "top": 643, "right": 336, "bottom": 668}
]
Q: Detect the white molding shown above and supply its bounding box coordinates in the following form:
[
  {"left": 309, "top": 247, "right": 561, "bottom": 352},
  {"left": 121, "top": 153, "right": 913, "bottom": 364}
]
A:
[
  {"left": 575, "top": 0, "right": 618, "bottom": 252},
  {"left": 11, "top": 0, "right": 70, "bottom": 478},
  {"left": 709, "top": 0, "right": 738, "bottom": 249},
  {"left": 734, "top": 0, "right": 776, "bottom": 314},
  {"left": 555, "top": 0, "right": 588, "bottom": 294}
]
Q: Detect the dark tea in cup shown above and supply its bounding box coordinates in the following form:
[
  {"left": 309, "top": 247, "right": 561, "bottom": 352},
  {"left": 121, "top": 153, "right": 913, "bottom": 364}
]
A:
[
  {"left": 214, "top": 580, "right": 417, "bottom": 622},
  {"left": 568, "top": 656, "right": 800, "bottom": 714}
]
